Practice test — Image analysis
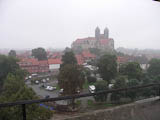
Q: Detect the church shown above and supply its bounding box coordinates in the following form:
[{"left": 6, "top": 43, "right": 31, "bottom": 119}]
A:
[{"left": 71, "top": 27, "right": 114, "bottom": 51}]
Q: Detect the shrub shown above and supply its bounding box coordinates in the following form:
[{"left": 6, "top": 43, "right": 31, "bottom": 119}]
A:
[{"left": 87, "top": 76, "right": 97, "bottom": 83}]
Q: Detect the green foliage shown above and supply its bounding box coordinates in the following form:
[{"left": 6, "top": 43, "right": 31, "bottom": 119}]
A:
[
  {"left": 97, "top": 54, "right": 117, "bottom": 84},
  {"left": 126, "top": 79, "right": 139, "bottom": 101},
  {"left": 58, "top": 64, "right": 85, "bottom": 96},
  {"left": 8, "top": 50, "right": 16, "bottom": 57},
  {"left": 89, "top": 48, "right": 101, "bottom": 56},
  {"left": 94, "top": 81, "right": 108, "bottom": 102},
  {"left": 147, "top": 58, "right": 160, "bottom": 76},
  {"left": 119, "top": 62, "right": 142, "bottom": 80},
  {"left": 0, "top": 55, "right": 20, "bottom": 90},
  {"left": 0, "top": 73, "right": 53, "bottom": 120},
  {"left": 87, "top": 76, "right": 97, "bottom": 83},
  {"left": 0, "top": 55, "right": 52, "bottom": 120},
  {"left": 61, "top": 51, "right": 77, "bottom": 68},
  {"left": 111, "top": 76, "right": 127, "bottom": 102},
  {"left": 32, "top": 47, "right": 47, "bottom": 60}
]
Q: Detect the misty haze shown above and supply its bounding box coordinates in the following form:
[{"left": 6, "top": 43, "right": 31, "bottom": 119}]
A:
[{"left": 0, "top": 0, "right": 160, "bottom": 120}]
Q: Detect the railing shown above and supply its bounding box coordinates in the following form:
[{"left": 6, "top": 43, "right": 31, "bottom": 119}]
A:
[{"left": 0, "top": 83, "right": 160, "bottom": 120}]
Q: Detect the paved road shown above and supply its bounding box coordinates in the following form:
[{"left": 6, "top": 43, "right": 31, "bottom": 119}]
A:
[{"left": 26, "top": 81, "right": 94, "bottom": 105}]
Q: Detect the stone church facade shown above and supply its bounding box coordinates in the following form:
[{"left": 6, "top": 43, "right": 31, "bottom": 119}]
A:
[{"left": 71, "top": 27, "right": 114, "bottom": 51}]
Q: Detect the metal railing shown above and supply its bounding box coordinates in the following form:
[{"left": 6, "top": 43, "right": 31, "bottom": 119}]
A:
[{"left": 0, "top": 83, "right": 160, "bottom": 120}]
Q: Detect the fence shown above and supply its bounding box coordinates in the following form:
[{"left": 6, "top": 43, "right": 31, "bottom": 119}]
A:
[{"left": 0, "top": 83, "right": 160, "bottom": 120}]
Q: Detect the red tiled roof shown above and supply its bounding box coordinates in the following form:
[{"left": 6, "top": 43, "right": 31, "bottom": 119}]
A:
[
  {"left": 75, "top": 37, "right": 95, "bottom": 44},
  {"left": 82, "top": 51, "right": 96, "bottom": 58},
  {"left": 99, "top": 39, "right": 109, "bottom": 45},
  {"left": 48, "top": 58, "right": 62, "bottom": 64},
  {"left": 20, "top": 58, "right": 39, "bottom": 65},
  {"left": 117, "top": 56, "right": 128, "bottom": 63},
  {"left": 76, "top": 55, "right": 84, "bottom": 65},
  {"left": 38, "top": 60, "right": 48, "bottom": 65}
]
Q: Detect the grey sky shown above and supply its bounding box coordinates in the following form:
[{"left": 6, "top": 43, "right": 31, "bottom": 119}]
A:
[{"left": 0, "top": 0, "right": 160, "bottom": 50}]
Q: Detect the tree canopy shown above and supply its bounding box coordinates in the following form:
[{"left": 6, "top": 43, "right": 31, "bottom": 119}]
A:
[
  {"left": 58, "top": 64, "right": 85, "bottom": 96},
  {"left": 32, "top": 47, "right": 47, "bottom": 60},
  {"left": 147, "top": 58, "right": 160, "bottom": 76},
  {"left": 61, "top": 51, "right": 77, "bottom": 68},
  {"left": 97, "top": 54, "right": 117, "bottom": 85},
  {"left": 8, "top": 50, "right": 16, "bottom": 57},
  {"left": 0, "top": 55, "right": 20, "bottom": 89},
  {"left": 119, "top": 62, "right": 142, "bottom": 80},
  {"left": 0, "top": 55, "right": 52, "bottom": 120}
]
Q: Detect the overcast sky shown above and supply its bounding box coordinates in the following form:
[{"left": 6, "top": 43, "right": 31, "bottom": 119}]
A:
[{"left": 0, "top": 0, "right": 160, "bottom": 50}]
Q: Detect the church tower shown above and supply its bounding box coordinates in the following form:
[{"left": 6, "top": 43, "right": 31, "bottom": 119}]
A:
[
  {"left": 104, "top": 27, "right": 109, "bottom": 39},
  {"left": 95, "top": 27, "right": 100, "bottom": 40}
]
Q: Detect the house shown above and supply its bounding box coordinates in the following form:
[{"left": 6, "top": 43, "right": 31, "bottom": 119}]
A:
[
  {"left": 38, "top": 60, "right": 49, "bottom": 73},
  {"left": 18, "top": 58, "right": 49, "bottom": 73},
  {"left": 18, "top": 58, "right": 39, "bottom": 73},
  {"left": 48, "top": 58, "right": 62, "bottom": 71}
]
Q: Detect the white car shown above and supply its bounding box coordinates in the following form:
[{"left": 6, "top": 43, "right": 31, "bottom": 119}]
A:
[
  {"left": 35, "top": 80, "right": 39, "bottom": 84},
  {"left": 89, "top": 85, "right": 95, "bottom": 93},
  {"left": 42, "top": 79, "right": 46, "bottom": 83},
  {"left": 45, "top": 86, "right": 56, "bottom": 91}
]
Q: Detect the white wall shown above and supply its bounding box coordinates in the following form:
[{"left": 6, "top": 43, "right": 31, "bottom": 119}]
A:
[{"left": 49, "top": 64, "right": 60, "bottom": 70}]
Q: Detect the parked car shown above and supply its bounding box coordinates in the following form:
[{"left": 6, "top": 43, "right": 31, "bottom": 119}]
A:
[
  {"left": 35, "top": 80, "right": 39, "bottom": 84},
  {"left": 89, "top": 85, "right": 95, "bottom": 93},
  {"left": 45, "top": 95, "right": 50, "bottom": 99},
  {"left": 45, "top": 86, "right": 56, "bottom": 91},
  {"left": 59, "top": 88, "right": 80, "bottom": 95},
  {"left": 42, "top": 79, "right": 46, "bottom": 83}
]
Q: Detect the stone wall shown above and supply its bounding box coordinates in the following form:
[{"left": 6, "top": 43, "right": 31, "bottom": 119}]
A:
[{"left": 64, "top": 98, "right": 160, "bottom": 120}]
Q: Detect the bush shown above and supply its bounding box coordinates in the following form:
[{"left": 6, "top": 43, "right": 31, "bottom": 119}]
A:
[
  {"left": 94, "top": 81, "right": 108, "bottom": 102},
  {"left": 87, "top": 76, "right": 97, "bottom": 83}
]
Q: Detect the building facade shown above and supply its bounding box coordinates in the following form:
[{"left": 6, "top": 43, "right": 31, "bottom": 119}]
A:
[{"left": 71, "top": 27, "right": 114, "bottom": 51}]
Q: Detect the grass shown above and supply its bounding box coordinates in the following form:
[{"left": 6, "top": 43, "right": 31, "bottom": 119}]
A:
[
  {"left": 87, "top": 99, "right": 115, "bottom": 110},
  {"left": 75, "top": 100, "right": 82, "bottom": 106}
]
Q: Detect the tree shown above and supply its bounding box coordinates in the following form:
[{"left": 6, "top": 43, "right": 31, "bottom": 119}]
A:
[
  {"left": 58, "top": 64, "right": 85, "bottom": 96},
  {"left": 119, "top": 62, "right": 142, "bottom": 80},
  {"left": 97, "top": 54, "right": 117, "bottom": 85},
  {"left": 0, "top": 73, "right": 53, "bottom": 120},
  {"left": 32, "top": 47, "right": 47, "bottom": 60},
  {"left": 61, "top": 51, "right": 77, "bottom": 68},
  {"left": 58, "top": 64, "right": 85, "bottom": 108},
  {"left": 0, "top": 55, "right": 19, "bottom": 90},
  {"left": 147, "top": 58, "right": 160, "bottom": 76},
  {"left": 87, "top": 76, "right": 97, "bottom": 83},
  {"left": 8, "top": 50, "right": 16, "bottom": 57},
  {"left": 89, "top": 48, "right": 101, "bottom": 56},
  {"left": 126, "top": 79, "right": 139, "bottom": 101},
  {"left": 111, "top": 76, "right": 127, "bottom": 102},
  {"left": 94, "top": 81, "right": 108, "bottom": 102}
]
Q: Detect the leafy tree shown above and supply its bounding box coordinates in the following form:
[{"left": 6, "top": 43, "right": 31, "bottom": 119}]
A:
[
  {"left": 32, "top": 47, "right": 47, "bottom": 60},
  {"left": 119, "top": 62, "right": 142, "bottom": 80},
  {"left": 8, "top": 50, "right": 16, "bottom": 57},
  {"left": 140, "top": 74, "right": 155, "bottom": 98},
  {"left": 111, "top": 76, "right": 127, "bottom": 102},
  {"left": 58, "top": 64, "right": 85, "bottom": 96},
  {"left": 0, "top": 73, "right": 53, "bottom": 120},
  {"left": 126, "top": 79, "right": 139, "bottom": 101},
  {"left": 147, "top": 58, "right": 160, "bottom": 76},
  {"left": 58, "top": 64, "right": 85, "bottom": 108},
  {"left": 94, "top": 81, "right": 108, "bottom": 102},
  {"left": 87, "top": 76, "right": 97, "bottom": 83},
  {"left": 61, "top": 51, "right": 77, "bottom": 68},
  {"left": 97, "top": 54, "right": 117, "bottom": 85},
  {"left": 0, "top": 55, "right": 19, "bottom": 90},
  {"left": 89, "top": 48, "right": 101, "bottom": 56}
]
